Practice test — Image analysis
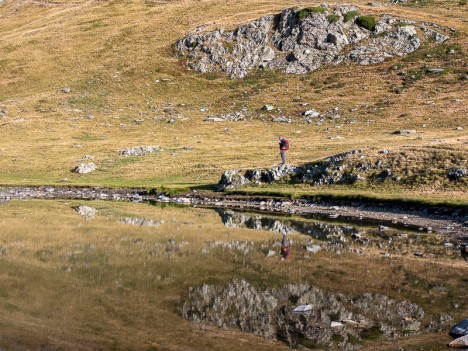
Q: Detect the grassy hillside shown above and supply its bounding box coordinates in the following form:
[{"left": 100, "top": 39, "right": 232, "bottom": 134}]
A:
[{"left": 0, "top": 0, "right": 466, "bottom": 201}]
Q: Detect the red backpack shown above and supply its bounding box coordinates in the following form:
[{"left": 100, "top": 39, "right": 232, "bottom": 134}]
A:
[{"left": 283, "top": 139, "right": 290, "bottom": 150}]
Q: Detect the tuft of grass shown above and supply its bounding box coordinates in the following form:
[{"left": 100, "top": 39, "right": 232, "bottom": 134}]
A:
[
  {"left": 356, "top": 16, "right": 377, "bottom": 31},
  {"left": 297, "top": 7, "right": 326, "bottom": 20},
  {"left": 343, "top": 10, "right": 359, "bottom": 23},
  {"left": 327, "top": 14, "right": 341, "bottom": 23}
]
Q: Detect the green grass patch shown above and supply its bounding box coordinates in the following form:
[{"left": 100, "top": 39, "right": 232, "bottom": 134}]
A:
[
  {"left": 327, "top": 14, "right": 340, "bottom": 23},
  {"left": 343, "top": 10, "right": 359, "bottom": 23},
  {"left": 297, "top": 7, "right": 326, "bottom": 20},
  {"left": 73, "top": 133, "right": 106, "bottom": 141},
  {"left": 356, "top": 16, "right": 376, "bottom": 31}
]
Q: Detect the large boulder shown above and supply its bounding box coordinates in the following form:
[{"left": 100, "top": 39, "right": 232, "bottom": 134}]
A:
[
  {"left": 73, "top": 162, "right": 97, "bottom": 174},
  {"left": 215, "top": 170, "right": 250, "bottom": 191}
]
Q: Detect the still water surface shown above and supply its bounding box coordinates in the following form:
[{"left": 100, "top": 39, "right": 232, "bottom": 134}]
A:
[{"left": 0, "top": 200, "right": 465, "bottom": 350}]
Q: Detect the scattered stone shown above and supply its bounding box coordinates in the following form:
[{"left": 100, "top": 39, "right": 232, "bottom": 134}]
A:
[
  {"left": 62, "top": 88, "right": 71, "bottom": 93},
  {"left": 272, "top": 116, "right": 291, "bottom": 123},
  {"left": 204, "top": 112, "right": 245, "bottom": 122},
  {"left": 119, "top": 146, "right": 160, "bottom": 156},
  {"left": 261, "top": 105, "right": 275, "bottom": 111},
  {"left": 392, "top": 130, "right": 416, "bottom": 135},
  {"left": 456, "top": 126, "right": 463, "bottom": 131},
  {"left": 303, "top": 109, "right": 320, "bottom": 118},
  {"left": 204, "top": 117, "right": 224, "bottom": 122},
  {"left": 379, "top": 225, "right": 390, "bottom": 232},
  {"left": 426, "top": 68, "right": 445, "bottom": 74},
  {"left": 75, "top": 205, "right": 97, "bottom": 219},
  {"left": 120, "top": 218, "right": 163, "bottom": 227},
  {"left": 414, "top": 252, "right": 424, "bottom": 257},
  {"left": 305, "top": 245, "right": 321, "bottom": 253},
  {"left": 73, "top": 163, "right": 97, "bottom": 174},
  {"left": 448, "top": 168, "right": 467, "bottom": 181},
  {"left": 84, "top": 114, "right": 95, "bottom": 119}
]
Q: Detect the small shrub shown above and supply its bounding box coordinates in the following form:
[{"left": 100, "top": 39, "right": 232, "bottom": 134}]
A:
[
  {"left": 327, "top": 14, "right": 340, "bottom": 23},
  {"left": 297, "top": 7, "right": 326, "bottom": 20},
  {"left": 343, "top": 10, "right": 359, "bottom": 22},
  {"left": 356, "top": 16, "right": 376, "bottom": 31}
]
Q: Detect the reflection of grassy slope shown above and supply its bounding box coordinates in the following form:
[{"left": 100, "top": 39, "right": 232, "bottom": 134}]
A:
[
  {"left": 0, "top": 200, "right": 465, "bottom": 350},
  {"left": 0, "top": 0, "right": 466, "bottom": 203}
]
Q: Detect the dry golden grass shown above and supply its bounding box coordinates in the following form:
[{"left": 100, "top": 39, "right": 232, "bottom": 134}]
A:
[{"left": 0, "top": 0, "right": 466, "bottom": 202}]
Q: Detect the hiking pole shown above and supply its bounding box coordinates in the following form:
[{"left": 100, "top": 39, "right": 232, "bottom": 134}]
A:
[{"left": 273, "top": 152, "right": 280, "bottom": 166}]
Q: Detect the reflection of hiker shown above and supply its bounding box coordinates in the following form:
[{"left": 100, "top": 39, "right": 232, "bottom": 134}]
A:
[
  {"left": 278, "top": 136, "right": 289, "bottom": 165},
  {"left": 280, "top": 234, "right": 291, "bottom": 261}
]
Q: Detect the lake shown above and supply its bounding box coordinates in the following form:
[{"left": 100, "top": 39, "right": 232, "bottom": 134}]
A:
[{"left": 0, "top": 200, "right": 465, "bottom": 350}]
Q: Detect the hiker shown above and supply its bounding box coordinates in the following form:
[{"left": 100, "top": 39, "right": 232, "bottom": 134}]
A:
[
  {"left": 278, "top": 136, "right": 289, "bottom": 165},
  {"left": 280, "top": 233, "right": 291, "bottom": 261}
]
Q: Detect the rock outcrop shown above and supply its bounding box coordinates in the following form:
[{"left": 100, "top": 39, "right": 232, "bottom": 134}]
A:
[
  {"left": 175, "top": 6, "right": 451, "bottom": 78},
  {"left": 180, "top": 279, "right": 425, "bottom": 349},
  {"left": 73, "top": 162, "right": 97, "bottom": 174},
  {"left": 216, "top": 164, "right": 298, "bottom": 191},
  {"left": 215, "top": 148, "right": 468, "bottom": 191}
]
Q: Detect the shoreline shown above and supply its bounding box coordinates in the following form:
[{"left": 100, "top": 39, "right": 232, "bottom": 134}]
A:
[{"left": 0, "top": 185, "right": 466, "bottom": 239}]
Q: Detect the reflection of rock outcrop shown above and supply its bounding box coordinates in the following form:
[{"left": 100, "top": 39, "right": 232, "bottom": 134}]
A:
[
  {"left": 180, "top": 279, "right": 426, "bottom": 349},
  {"left": 215, "top": 209, "right": 296, "bottom": 235}
]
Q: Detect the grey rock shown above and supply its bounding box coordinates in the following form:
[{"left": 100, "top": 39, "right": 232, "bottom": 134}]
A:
[
  {"left": 306, "top": 245, "right": 322, "bottom": 253},
  {"left": 120, "top": 218, "right": 163, "bottom": 227},
  {"left": 62, "top": 87, "right": 71, "bottom": 93},
  {"left": 448, "top": 168, "right": 467, "bottom": 181},
  {"left": 392, "top": 129, "right": 416, "bottom": 135},
  {"left": 119, "top": 146, "right": 160, "bottom": 156},
  {"left": 261, "top": 104, "right": 275, "bottom": 111},
  {"left": 449, "top": 334, "right": 468, "bottom": 348},
  {"left": 272, "top": 116, "right": 291, "bottom": 123},
  {"left": 75, "top": 205, "right": 97, "bottom": 219},
  {"left": 204, "top": 112, "right": 245, "bottom": 122},
  {"left": 216, "top": 170, "right": 250, "bottom": 191},
  {"left": 427, "top": 68, "right": 445, "bottom": 74},
  {"left": 204, "top": 117, "right": 226, "bottom": 122},
  {"left": 304, "top": 109, "right": 320, "bottom": 117},
  {"left": 423, "top": 27, "right": 450, "bottom": 43},
  {"left": 74, "top": 162, "right": 97, "bottom": 174}
]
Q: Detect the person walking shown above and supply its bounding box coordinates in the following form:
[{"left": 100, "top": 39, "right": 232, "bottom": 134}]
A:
[{"left": 278, "top": 136, "right": 289, "bottom": 165}]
